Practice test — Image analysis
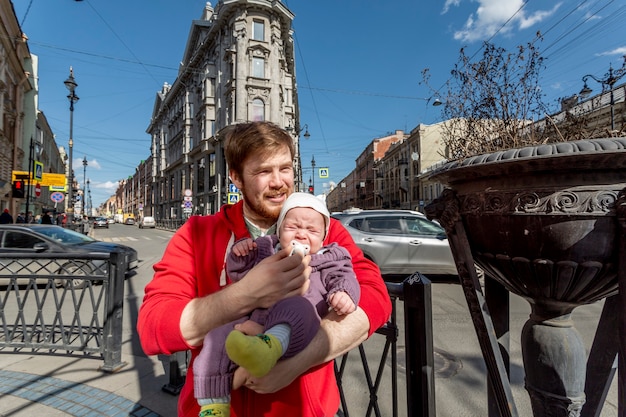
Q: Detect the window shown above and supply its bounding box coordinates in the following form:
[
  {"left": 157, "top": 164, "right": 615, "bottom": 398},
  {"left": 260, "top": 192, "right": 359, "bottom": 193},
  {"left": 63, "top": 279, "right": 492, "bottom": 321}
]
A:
[
  {"left": 252, "top": 57, "right": 265, "bottom": 78},
  {"left": 3, "top": 232, "right": 45, "bottom": 249},
  {"left": 251, "top": 98, "right": 265, "bottom": 121},
  {"left": 405, "top": 217, "right": 443, "bottom": 236},
  {"left": 366, "top": 217, "right": 402, "bottom": 234},
  {"left": 253, "top": 20, "right": 265, "bottom": 41}
]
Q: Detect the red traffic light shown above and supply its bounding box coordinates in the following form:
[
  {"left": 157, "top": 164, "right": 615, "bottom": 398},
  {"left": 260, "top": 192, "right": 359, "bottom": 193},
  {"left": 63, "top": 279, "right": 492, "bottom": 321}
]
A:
[
  {"left": 308, "top": 186, "right": 314, "bottom": 194},
  {"left": 12, "top": 180, "right": 25, "bottom": 198}
]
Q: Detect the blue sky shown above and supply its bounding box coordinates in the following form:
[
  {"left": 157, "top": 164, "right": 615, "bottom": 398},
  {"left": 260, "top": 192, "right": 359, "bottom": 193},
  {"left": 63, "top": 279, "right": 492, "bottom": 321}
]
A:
[{"left": 13, "top": 0, "right": 626, "bottom": 206}]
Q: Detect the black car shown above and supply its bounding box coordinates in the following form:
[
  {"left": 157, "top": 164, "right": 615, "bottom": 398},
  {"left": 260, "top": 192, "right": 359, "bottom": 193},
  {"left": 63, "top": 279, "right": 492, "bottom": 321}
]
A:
[{"left": 0, "top": 224, "right": 138, "bottom": 287}]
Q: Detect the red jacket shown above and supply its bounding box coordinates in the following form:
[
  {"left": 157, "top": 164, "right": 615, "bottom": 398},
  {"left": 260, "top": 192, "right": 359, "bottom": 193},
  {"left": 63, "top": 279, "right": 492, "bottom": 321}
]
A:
[{"left": 137, "top": 201, "right": 391, "bottom": 417}]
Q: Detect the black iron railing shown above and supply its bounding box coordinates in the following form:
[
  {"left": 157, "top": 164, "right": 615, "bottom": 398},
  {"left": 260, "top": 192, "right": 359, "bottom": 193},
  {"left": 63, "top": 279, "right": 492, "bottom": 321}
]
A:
[{"left": 0, "top": 252, "right": 127, "bottom": 372}]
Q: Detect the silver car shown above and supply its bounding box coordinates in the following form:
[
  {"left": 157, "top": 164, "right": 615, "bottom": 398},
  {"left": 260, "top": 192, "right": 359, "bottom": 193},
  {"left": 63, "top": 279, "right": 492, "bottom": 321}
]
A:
[{"left": 332, "top": 210, "right": 458, "bottom": 280}]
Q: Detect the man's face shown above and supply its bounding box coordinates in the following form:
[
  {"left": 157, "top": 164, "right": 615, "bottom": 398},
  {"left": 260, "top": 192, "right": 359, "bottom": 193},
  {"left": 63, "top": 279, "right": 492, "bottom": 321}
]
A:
[{"left": 230, "top": 146, "right": 294, "bottom": 228}]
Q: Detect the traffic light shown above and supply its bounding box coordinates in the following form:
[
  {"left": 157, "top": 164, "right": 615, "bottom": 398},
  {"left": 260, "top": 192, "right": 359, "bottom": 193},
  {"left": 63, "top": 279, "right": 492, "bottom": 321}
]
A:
[
  {"left": 308, "top": 185, "right": 314, "bottom": 194},
  {"left": 12, "top": 180, "right": 25, "bottom": 198}
]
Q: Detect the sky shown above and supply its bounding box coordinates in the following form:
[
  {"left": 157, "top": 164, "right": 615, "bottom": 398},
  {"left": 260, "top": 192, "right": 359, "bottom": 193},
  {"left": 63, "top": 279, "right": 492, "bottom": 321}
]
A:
[{"left": 12, "top": 0, "right": 626, "bottom": 206}]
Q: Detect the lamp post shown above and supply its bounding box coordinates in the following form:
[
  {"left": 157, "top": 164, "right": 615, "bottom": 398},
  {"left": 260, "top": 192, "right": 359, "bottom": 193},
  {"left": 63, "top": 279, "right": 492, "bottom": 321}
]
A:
[
  {"left": 64, "top": 67, "right": 79, "bottom": 224},
  {"left": 86, "top": 179, "right": 91, "bottom": 216},
  {"left": 286, "top": 123, "right": 311, "bottom": 193},
  {"left": 310, "top": 155, "right": 316, "bottom": 195},
  {"left": 579, "top": 57, "right": 626, "bottom": 131},
  {"left": 82, "top": 156, "right": 88, "bottom": 217}
]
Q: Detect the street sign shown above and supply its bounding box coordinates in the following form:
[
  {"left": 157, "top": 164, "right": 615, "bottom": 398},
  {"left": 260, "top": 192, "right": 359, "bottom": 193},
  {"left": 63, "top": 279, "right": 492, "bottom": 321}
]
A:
[
  {"left": 184, "top": 189, "right": 192, "bottom": 197},
  {"left": 33, "top": 161, "right": 44, "bottom": 181},
  {"left": 50, "top": 192, "right": 65, "bottom": 203},
  {"left": 34, "top": 183, "right": 41, "bottom": 197},
  {"left": 228, "top": 193, "right": 239, "bottom": 204},
  {"left": 11, "top": 171, "right": 65, "bottom": 186},
  {"left": 319, "top": 168, "right": 329, "bottom": 178},
  {"left": 229, "top": 184, "right": 239, "bottom": 193}
]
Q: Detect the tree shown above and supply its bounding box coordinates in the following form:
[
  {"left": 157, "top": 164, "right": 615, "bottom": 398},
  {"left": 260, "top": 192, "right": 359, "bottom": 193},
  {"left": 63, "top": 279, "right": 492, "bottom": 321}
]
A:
[{"left": 422, "top": 34, "right": 607, "bottom": 161}]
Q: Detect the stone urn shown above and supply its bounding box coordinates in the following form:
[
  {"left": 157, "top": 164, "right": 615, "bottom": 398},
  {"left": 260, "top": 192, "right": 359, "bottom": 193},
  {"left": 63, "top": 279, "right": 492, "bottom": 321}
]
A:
[{"left": 424, "top": 138, "right": 626, "bottom": 417}]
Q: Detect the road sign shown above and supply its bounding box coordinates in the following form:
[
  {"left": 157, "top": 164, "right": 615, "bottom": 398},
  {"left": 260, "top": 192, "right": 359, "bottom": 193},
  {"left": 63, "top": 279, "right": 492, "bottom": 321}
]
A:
[
  {"left": 184, "top": 189, "right": 192, "bottom": 197},
  {"left": 319, "top": 168, "right": 329, "bottom": 178},
  {"left": 50, "top": 192, "right": 65, "bottom": 203},
  {"left": 34, "top": 161, "right": 44, "bottom": 181},
  {"left": 184, "top": 201, "right": 193, "bottom": 209},
  {"left": 35, "top": 183, "right": 41, "bottom": 197},
  {"left": 229, "top": 184, "right": 239, "bottom": 193},
  {"left": 228, "top": 193, "right": 239, "bottom": 204}
]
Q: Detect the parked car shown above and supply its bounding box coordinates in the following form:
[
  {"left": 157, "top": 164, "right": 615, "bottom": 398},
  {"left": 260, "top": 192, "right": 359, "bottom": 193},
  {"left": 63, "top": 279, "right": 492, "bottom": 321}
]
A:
[
  {"left": 138, "top": 216, "right": 156, "bottom": 229},
  {"left": 107, "top": 217, "right": 115, "bottom": 224},
  {"left": 331, "top": 209, "right": 458, "bottom": 281},
  {"left": 93, "top": 216, "right": 109, "bottom": 228},
  {"left": 0, "top": 225, "right": 139, "bottom": 287}
]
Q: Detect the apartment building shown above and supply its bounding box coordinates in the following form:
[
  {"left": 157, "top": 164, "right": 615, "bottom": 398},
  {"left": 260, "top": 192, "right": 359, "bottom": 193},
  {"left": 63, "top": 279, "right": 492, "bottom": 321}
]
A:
[{"left": 146, "top": 1, "right": 301, "bottom": 219}]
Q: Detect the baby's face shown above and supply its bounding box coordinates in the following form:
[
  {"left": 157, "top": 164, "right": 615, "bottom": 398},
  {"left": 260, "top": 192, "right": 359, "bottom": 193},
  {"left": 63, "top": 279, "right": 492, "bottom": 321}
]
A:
[{"left": 279, "top": 207, "right": 325, "bottom": 254}]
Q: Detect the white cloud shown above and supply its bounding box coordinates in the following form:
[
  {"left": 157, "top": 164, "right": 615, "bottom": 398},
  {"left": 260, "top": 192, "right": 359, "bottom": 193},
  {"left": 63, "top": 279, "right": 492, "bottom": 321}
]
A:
[
  {"left": 442, "top": 0, "right": 462, "bottom": 15},
  {"left": 597, "top": 47, "right": 626, "bottom": 57},
  {"left": 93, "top": 180, "right": 119, "bottom": 192},
  {"left": 451, "top": 0, "right": 561, "bottom": 43},
  {"left": 72, "top": 157, "right": 101, "bottom": 171}
]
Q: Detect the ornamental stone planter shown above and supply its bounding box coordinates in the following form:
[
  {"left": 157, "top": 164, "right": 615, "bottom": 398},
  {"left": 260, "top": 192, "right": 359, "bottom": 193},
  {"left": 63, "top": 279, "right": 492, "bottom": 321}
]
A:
[{"left": 424, "top": 138, "right": 626, "bottom": 417}]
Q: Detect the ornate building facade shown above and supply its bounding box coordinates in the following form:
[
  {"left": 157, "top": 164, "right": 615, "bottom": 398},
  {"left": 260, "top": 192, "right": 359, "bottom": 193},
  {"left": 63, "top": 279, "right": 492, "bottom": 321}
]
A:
[{"left": 146, "top": 1, "right": 302, "bottom": 219}]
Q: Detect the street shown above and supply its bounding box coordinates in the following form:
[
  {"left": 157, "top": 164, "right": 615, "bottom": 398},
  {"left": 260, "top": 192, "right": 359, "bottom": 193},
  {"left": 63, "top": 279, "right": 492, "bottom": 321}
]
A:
[{"left": 91, "top": 224, "right": 618, "bottom": 417}]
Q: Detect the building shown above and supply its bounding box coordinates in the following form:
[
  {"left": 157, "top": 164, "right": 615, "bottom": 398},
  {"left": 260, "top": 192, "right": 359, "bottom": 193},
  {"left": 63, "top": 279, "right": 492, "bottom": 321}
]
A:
[{"left": 146, "top": 1, "right": 301, "bottom": 219}]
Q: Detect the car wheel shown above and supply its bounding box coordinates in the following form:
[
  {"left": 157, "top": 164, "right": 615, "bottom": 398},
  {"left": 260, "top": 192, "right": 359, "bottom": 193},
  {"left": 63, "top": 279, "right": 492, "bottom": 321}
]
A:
[{"left": 58, "top": 261, "right": 95, "bottom": 289}]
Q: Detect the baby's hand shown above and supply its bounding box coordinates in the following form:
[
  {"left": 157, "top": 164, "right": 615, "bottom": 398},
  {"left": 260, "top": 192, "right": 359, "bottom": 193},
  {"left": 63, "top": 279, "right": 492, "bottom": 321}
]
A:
[
  {"left": 289, "top": 241, "right": 310, "bottom": 257},
  {"left": 232, "top": 238, "right": 257, "bottom": 257},
  {"left": 329, "top": 291, "right": 356, "bottom": 316}
]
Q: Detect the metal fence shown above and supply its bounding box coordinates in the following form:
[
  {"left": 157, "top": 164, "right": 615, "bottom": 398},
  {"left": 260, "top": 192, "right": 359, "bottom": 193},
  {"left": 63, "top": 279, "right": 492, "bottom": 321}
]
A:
[{"left": 0, "top": 252, "right": 127, "bottom": 372}]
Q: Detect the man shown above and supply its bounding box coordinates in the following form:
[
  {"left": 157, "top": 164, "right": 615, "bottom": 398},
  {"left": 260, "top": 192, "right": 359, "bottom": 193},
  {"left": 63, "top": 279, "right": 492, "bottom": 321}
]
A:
[
  {"left": 0, "top": 208, "right": 13, "bottom": 224},
  {"left": 41, "top": 211, "right": 53, "bottom": 224},
  {"left": 137, "top": 121, "right": 391, "bottom": 417}
]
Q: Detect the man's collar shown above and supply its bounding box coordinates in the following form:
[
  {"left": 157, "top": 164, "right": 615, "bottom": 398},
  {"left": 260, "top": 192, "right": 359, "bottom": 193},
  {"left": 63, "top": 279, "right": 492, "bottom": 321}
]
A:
[{"left": 244, "top": 217, "right": 277, "bottom": 239}]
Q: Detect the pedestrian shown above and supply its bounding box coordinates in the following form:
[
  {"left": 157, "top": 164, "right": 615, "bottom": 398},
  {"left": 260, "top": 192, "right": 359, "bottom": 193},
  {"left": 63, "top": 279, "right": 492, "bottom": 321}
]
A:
[
  {"left": 193, "top": 192, "right": 360, "bottom": 416},
  {"left": 0, "top": 208, "right": 13, "bottom": 224},
  {"left": 137, "top": 121, "right": 391, "bottom": 417},
  {"left": 41, "top": 211, "right": 53, "bottom": 224},
  {"left": 16, "top": 212, "right": 25, "bottom": 223},
  {"left": 26, "top": 211, "right": 34, "bottom": 224},
  {"left": 82, "top": 215, "right": 90, "bottom": 235}
]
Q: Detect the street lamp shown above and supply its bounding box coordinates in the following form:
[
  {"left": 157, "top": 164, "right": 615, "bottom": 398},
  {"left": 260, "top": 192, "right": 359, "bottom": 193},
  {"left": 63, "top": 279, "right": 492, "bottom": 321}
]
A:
[
  {"left": 286, "top": 123, "right": 311, "bottom": 192},
  {"left": 310, "top": 155, "right": 316, "bottom": 195},
  {"left": 82, "top": 156, "right": 88, "bottom": 217},
  {"left": 579, "top": 57, "right": 626, "bottom": 131},
  {"left": 64, "top": 67, "right": 79, "bottom": 224}
]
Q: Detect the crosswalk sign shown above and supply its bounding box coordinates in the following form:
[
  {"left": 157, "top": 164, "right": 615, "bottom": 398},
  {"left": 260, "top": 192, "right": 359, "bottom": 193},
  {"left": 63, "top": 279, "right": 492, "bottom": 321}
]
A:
[
  {"left": 319, "top": 168, "right": 329, "bottom": 178},
  {"left": 228, "top": 193, "right": 240, "bottom": 204}
]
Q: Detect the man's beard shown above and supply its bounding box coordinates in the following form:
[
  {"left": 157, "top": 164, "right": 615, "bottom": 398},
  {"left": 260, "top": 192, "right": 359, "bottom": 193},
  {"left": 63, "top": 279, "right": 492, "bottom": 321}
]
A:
[{"left": 243, "top": 187, "right": 290, "bottom": 222}]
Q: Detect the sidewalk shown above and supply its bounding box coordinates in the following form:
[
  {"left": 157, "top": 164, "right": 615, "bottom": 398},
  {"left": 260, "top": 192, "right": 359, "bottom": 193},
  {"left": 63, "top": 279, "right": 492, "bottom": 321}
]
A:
[{"left": 0, "top": 348, "right": 178, "bottom": 417}]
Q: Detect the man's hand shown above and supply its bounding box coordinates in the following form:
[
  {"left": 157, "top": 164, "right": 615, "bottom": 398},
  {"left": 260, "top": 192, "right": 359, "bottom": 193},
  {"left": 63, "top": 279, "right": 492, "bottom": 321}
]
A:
[
  {"left": 180, "top": 248, "right": 310, "bottom": 346},
  {"left": 239, "top": 248, "right": 311, "bottom": 310},
  {"left": 231, "top": 320, "right": 300, "bottom": 393}
]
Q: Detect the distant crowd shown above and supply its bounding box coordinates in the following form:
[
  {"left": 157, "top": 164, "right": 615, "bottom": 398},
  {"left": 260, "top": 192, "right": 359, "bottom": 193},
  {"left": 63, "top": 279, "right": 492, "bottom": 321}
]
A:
[{"left": 0, "top": 209, "right": 92, "bottom": 235}]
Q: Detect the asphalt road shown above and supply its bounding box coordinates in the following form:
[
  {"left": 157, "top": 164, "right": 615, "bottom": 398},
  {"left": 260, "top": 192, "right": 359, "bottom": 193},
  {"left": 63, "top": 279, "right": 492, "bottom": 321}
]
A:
[{"left": 92, "top": 223, "right": 618, "bottom": 417}]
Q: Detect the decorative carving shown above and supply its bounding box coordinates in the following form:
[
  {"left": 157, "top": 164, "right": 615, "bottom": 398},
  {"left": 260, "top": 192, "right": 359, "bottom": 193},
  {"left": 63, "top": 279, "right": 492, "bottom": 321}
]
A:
[
  {"left": 456, "top": 189, "right": 620, "bottom": 215},
  {"left": 424, "top": 188, "right": 460, "bottom": 235}
]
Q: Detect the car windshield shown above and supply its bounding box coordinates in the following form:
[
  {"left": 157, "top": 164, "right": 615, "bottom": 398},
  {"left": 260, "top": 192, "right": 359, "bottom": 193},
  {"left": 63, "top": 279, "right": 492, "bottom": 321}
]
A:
[{"left": 30, "top": 226, "right": 96, "bottom": 245}]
